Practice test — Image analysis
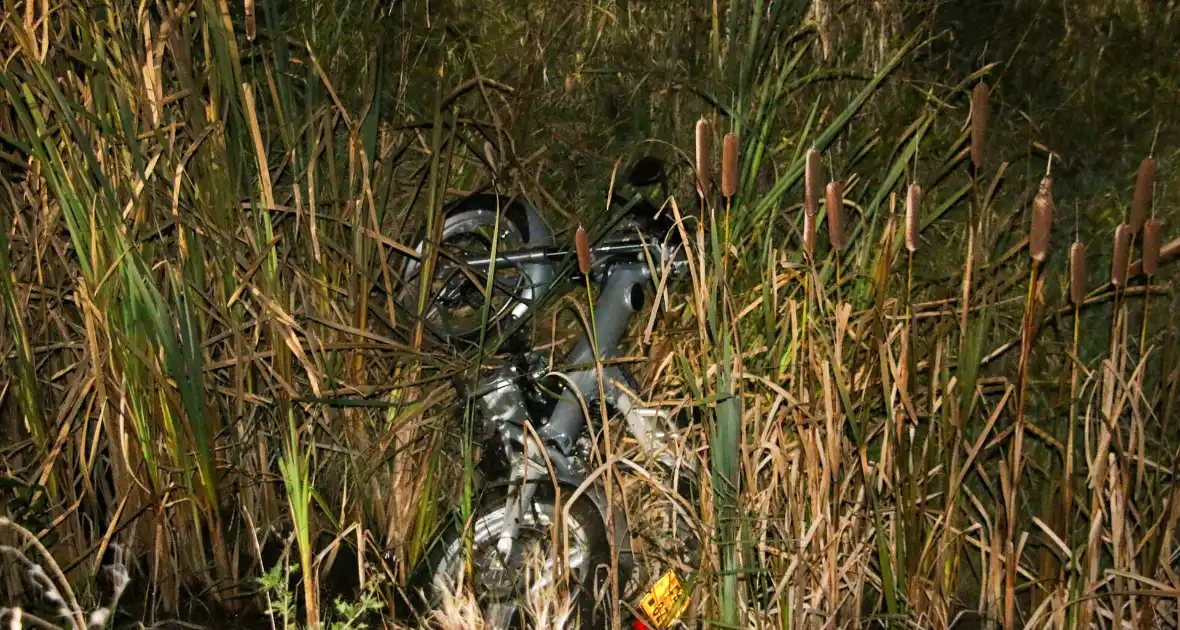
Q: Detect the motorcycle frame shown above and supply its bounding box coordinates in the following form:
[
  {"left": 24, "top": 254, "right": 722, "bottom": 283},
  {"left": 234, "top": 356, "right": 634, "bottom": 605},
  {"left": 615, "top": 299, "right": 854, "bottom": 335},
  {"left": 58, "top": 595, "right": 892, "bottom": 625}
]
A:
[{"left": 456, "top": 232, "right": 687, "bottom": 572}]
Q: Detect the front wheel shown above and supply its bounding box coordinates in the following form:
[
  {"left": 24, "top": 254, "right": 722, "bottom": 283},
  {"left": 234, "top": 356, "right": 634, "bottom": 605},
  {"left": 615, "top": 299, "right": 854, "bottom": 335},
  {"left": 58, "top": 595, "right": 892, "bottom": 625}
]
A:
[
  {"left": 398, "top": 194, "right": 555, "bottom": 352},
  {"left": 424, "top": 485, "right": 623, "bottom": 629}
]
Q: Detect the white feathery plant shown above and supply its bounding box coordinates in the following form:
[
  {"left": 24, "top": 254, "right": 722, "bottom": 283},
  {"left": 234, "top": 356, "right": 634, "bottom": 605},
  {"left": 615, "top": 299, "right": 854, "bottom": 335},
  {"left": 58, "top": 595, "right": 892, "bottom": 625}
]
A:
[{"left": 0, "top": 518, "right": 129, "bottom": 630}]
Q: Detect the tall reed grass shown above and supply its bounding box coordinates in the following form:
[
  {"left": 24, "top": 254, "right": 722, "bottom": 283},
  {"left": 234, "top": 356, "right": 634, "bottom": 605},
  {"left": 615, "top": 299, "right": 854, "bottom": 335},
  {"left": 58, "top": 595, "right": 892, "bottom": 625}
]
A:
[{"left": 1, "top": 2, "right": 1177, "bottom": 630}]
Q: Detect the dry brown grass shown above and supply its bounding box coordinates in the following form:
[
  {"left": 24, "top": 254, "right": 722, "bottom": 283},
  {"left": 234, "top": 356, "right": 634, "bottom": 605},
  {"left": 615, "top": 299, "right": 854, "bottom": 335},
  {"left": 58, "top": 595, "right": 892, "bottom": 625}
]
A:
[{"left": 1, "top": 2, "right": 1177, "bottom": 630}]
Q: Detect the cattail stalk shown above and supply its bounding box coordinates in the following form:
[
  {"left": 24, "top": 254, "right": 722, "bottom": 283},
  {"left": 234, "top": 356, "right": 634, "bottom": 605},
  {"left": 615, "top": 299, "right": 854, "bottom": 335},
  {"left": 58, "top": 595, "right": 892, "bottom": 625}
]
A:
[
  {"left": 717, "top": 133, "right": 742, "bottom": 630},
  {"left": 1070, "top": 242, "right": 1086, "bottom": 306},
  {"left": 695, "top": 118, "right": 711, "bottom": 199},
  {"left": 1013, "top": 185, "right": 1045, "bottom": 568},
  {"left": 971, "top": 82, "right": 990, "bottom": 170},
  {"left": 962, "top": 82, "right": 990, "bottom": 371},
  {"left": 826, "top": 181, "right": 845, "bottom": 308},
  {"left": 1064, "top": 241, "right": 1084, "bottom": 531},
  {"left": 1012, "top": 161, "right": 1054, "bottom": 615},
  {"left": 1130, "top": 157, "right": 1156, "bottom": 234},
  {"left": 721, "top": 132, "right": 739, "bottom": 274},
  {"left": 904, "top": 186, "right": 920, "bottom": 425}
]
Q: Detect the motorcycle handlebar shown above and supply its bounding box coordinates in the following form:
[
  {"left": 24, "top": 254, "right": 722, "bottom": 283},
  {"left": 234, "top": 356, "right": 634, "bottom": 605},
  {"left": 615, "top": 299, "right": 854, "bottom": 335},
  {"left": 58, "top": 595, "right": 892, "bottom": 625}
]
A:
[{"left": 446, "top": 235, "right": 687, "bottom": 276}]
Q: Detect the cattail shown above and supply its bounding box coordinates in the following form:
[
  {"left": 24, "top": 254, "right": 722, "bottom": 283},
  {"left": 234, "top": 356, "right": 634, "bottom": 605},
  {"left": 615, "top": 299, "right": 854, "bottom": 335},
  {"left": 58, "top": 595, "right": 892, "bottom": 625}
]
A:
[
  {"left": 1030, "top": 174, "right": 1054, "bottom": 262},
  {"left": 804, "top": 211, "right": 816, "bottom": 259},
  {"left": 722, "top": 132, "right": 739, "bottom": 198},
  {"left": 1130, "top": 157, "right": 1155, "bottom": 234},
  {"left": 1143, "top": 219, "right": 1163, "bottom": 276},
  {"left": 1070, "top": 242, "right": 1086, "bottom": 305},
  {"left": 805, "top": 148, "right": 823, "bottom": 217},
  {"left": 826, "top": 181, "right": 845, "bottom": 250},
  {"left": 970, "top": 81, "right": 990, "bottom": 170},
  {"left": 695, "top": 118, "right": 711, "bottom": 197},
  {"left": 905, "top": 183, "right": 921, "bottom": 252},
  {"left": 1112, "top": 224, "right": 1131, "bottom": 287},
  {"left": 575, "top": 226, "right": 591, "bottom": 275}
]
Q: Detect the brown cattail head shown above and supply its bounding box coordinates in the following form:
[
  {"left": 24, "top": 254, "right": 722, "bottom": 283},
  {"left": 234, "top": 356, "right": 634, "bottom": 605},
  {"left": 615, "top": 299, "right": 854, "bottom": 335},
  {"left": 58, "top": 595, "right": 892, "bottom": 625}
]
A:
[
  {"left": 1130, "top": 157, "right": 1156, "bottom": 234},
  {"left": 1070, "top": 242, "right": 1086, "bottom": 305},
  {"left": 905, "top": 183, "right": 921, "bottom": 252},
  {"left": 695, "top": 118, "right": 711, "bottom": 197},
  {"left": 970, "top": 81, "right": 990, "bottom": 170},
  {"left": 1143, "top": 219, "right": 1163, "bottom": 276},
  {"left": 826, "top": 181, "right": 845, "bottom": 250},
  {"left": 1030, "top": 174, "right": 1054, "bottom": 262},
  {"left": 805, "top": 148, "right": 823, "bottom": 217},
  {"left": 803, "top": 211, "right": 816, "bottom": 259},
  {"left": 575, "top": 225, "right": 591, "bottom": 275},
  {"left": 722, "top": 132, "right": 739, "bottom": 197},
  {"left": 1112, "top": 223, "right": 1131, "bottom": 286}
]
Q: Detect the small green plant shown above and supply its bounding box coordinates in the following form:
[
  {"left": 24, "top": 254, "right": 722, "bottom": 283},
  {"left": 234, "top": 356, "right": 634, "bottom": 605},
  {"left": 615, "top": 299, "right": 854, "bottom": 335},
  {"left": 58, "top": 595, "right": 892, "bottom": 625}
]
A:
[{"left": 255, "top": 561, "right": 385, "bottom": 630}]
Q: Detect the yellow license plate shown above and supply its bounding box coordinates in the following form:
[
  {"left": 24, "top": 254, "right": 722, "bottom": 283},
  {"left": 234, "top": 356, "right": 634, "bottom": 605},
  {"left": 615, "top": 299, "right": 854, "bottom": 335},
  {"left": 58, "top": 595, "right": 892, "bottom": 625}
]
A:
[{"left": 638, "top": 570, "right": 687, "bottom": 628}]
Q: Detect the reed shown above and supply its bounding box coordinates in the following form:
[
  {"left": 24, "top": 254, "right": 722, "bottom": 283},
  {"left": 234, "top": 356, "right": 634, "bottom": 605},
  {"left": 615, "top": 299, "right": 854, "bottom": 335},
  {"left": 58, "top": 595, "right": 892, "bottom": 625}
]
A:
[
  {"left": 1070, "top": 242, "right": 1086, "bottom": 306},
  {"left": 2, "top": 4, "right": 1177, "bottom": 630},
  {"left": 1063, "top": 240, "right": 1085, "bottom": 548}
]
